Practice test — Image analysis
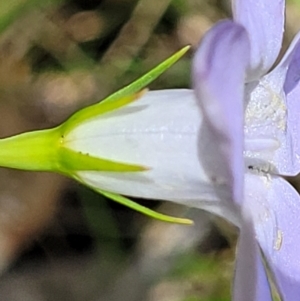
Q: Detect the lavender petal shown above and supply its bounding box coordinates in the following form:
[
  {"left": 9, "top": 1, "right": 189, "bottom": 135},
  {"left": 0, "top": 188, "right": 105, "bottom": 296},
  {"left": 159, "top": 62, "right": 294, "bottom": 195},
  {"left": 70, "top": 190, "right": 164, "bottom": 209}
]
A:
[
  {"left": 232, "top": 0, "right": 284, "bottom": 80},
  {"left": 245, "top": 173, "right": 300, "bottom": 300},
  {"left": 233, "top": 218, "right": 272, "bottom": 301},
  {"left": 193, "top": 20, "right": 249, "bottom": 205},
  {"left": 259, "top": 32, "right": 300, "bottom": 176}
]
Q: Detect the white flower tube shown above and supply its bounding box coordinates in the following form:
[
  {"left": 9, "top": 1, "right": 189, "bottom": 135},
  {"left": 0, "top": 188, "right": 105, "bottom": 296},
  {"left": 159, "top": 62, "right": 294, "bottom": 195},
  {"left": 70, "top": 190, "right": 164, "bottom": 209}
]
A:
[{"left": 65, "top": 89, "right": 211, "bottom": 201}]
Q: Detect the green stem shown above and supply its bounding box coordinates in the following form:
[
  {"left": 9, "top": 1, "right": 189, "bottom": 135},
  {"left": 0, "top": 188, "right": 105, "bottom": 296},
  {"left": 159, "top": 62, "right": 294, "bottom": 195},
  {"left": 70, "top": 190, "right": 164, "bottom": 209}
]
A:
[{"left": 0, "top": 127, "right": 61, "bottom": 172}]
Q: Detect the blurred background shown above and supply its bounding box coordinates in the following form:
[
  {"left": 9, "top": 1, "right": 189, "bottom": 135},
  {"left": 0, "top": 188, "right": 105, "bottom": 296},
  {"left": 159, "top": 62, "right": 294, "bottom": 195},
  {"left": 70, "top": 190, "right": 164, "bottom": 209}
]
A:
[{"left": 0, "top": 0, "right": 298, "bottom": 300}]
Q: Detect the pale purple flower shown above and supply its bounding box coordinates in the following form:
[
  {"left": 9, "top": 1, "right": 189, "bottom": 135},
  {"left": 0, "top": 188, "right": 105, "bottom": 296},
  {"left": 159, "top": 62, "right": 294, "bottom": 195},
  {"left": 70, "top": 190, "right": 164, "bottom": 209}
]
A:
[
  {"left": 0, "top": 0, "right": 296, "bottom": 297},
  {"left": 64, "top": 0, "right": 300, "bottom": 299},
  {"left": 192, "top": 0, "right": 300, "bottom": 300}
]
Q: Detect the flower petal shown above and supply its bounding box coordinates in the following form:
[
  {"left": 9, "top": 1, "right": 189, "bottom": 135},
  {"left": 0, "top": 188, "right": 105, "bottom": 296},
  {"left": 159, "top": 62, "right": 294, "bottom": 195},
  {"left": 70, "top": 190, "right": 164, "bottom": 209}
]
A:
[
  {"left": 278, "top": 33, "right": 300, "bottom": 175},
  {"left": 233, "top": 219, "right": 272, "bottom": 301},
  {"left": 65, "top": 90, "right": 235, "bottom": 216},
  {"left": 232, "top": 0, "right": 285, "bottom": 80},
  {"left": 244, "top": 173, "right": 300, "bottom": 300},
  {"left": 283, "top": 32, "right": 300, "bottom": 95},
  {"left": 280, "top": 85, "right": 300, "bottom": 176},
  {"left": 192, "top": 20, "right": 250, "bottom": 205},
  {"left": 245, "top": 33, "right": 300, "bottom": 176}
]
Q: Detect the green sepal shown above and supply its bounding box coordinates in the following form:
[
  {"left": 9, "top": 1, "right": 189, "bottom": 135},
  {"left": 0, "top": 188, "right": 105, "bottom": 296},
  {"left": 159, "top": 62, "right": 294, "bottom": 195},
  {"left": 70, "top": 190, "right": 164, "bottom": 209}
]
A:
[
  {"left": 59, "top": 146, "right": 148, "bottom": 173},
  {"left": 98, "top": 189, "right": 194, "bottom": 225},
  {"left": 102, "top": 46, "right": 190, "bottom": 103},
  {"left": 63, "top": 46, "right": 190, "bottom": 132},
  {"left": 63, "top": 90, "right": 147, "bottom": 134}
]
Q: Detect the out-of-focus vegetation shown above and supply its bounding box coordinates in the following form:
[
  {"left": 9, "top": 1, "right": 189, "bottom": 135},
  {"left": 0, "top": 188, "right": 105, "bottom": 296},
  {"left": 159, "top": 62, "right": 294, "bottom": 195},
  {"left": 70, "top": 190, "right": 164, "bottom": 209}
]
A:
[{"left": 0, "top": 0, "right": 297, "bottom": 300}]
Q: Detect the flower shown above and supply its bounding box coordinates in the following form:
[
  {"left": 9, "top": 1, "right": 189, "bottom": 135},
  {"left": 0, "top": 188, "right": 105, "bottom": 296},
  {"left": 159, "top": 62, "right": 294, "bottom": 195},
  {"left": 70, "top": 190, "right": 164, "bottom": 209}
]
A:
[
  {"left": 0, "top": 0, "right": 299, "bottom": 299},
  {"left": 62, "top": 1, "right": 300, "bottom": 298},
  {"left": 64, "top": 0, "right": 300, "bottom": 299}
]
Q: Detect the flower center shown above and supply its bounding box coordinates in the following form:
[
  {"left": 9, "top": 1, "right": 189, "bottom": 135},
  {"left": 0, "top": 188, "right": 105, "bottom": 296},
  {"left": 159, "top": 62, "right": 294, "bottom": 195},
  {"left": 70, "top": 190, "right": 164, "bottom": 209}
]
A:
[
  {"left": 243, "top": 78, "right": 287, "bottom": 174},
  {"left": 245, "top": 79, "right": 287, "bottom": 133}
]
